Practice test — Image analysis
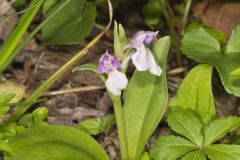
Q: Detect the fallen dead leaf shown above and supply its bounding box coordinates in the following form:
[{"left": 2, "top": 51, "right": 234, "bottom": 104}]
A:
[{"left": 193, "top": 2, "right": 240, "bottom": 36}]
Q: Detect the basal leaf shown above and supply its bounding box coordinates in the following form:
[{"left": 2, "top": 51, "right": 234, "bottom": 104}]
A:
[
  {"left": 205, "top": 144, "right": 240, "bottom": 160},
  {"left": 181, "top": 26, "right": 240, "bottom": 96},
  {"left": 167, "top": 108, "right": 203, "bottom": 146},
  {"left": 181, "top": 150, "right": 206, "bottom": 160},
  {"left": 181, "top": 28, "right": 221, "bottom": 62},
  {"left": 170, "top": 64, "right": 215, "bottom": 123},
  {"left": 204, "top": 116, "right": 240, "bottom": 146},
  {"left": 5, "top": 125, "right": 109, "bottom": 160},
  {"left": 41, "top": 0, "right": 96, "bottom": 45},
  {"left": 0, "top": 139, "right": 11, "bottom": 154},
  {"left": 75, "top": 118, "right": 101, "bottom": 135},
  {"left": 150, "top": 136, "right": 197, "bottom": 160},
  {"left": 124, "top": 36, "right": 170, "bottom": 160}
]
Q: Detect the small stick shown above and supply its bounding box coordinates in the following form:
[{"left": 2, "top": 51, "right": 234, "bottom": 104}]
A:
[
  {"left": 167, "top": 67, "right": 186, "bottom": 76},
  {"left": 44, "top": 86, "right": 105, "bottom": 96}
]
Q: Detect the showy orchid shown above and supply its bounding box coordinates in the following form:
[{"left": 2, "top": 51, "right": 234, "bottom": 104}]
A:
[
  {"left": 98, "top": 51, "right": 128, "bottom": 96},
  {"left": 120, "top": 31, "right": 162, "bottom": 76}
]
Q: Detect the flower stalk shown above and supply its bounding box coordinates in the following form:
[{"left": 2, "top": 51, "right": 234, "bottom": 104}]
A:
[{"left": 110, "top": 95, "right": 128, "bottom": 160}]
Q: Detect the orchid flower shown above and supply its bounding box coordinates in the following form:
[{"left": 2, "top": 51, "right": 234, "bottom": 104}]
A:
[
  {"left": 98, "top": 51, "right": 128, "bottom": 96},
  {"left": 120, "top": 31, "right": 162, "bottom": 76}
]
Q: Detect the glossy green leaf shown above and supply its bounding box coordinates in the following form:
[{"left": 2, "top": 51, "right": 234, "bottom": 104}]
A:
[
  {"left": 181, "top": 150, "right": 206, "bottom": 160},
  {"left": 181, "top": 28, "right": 221, "bottom": 62},
  {"left": 167, "top": 108, "right": 203, "bottom": 146},
  {"left": 150, "top": 136, "right": 197, "bottom": 160},
  {"left": 205, "top": 144, "right": 240, "bottom": 160},
  {"left": 204, "top": 116, "right": 240, "bottom": 146},
  {"left": 102, "top": 114, "right": 115, "bottom": 133},
  {"left": 170, "top": 64, "right": 215, "bottom": 123},
  {"left": 41, "top": 0, "right": 96, "bottom": 46},
  {"left": 124, "top": 36, "right": 170, "bottom": 159},
  {"left": 5, "top": 125, "right": 109, "bottom": 160},
  {"left": 181, "top": 26, "right": 240, "bottom": 96}
]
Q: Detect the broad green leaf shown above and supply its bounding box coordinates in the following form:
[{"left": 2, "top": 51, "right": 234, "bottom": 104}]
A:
[
  {"left": 0, "top": 123, "right": 17, "bottom": 138},
  {"left": 5, "top": 125, "right": 109, "bottom": 160},
  {"left": 204, "top": 116, "right": 240, "bottom": 146},
  {"left": 75, "top": 118, "right": 101, "bottom": 135},
  {"left": 42, "top": 0, "right": 59, "bottom": 14},
  {"left": 41, "top": 0, "right": 96, "bottom": 46},
  {"left": 170, "top": 64, "right": 215, "bottom": 123},
  {"left": 0, "top": 80, "right": 25, "bottom": 103},
  {"left": 150, "top": 136, "right": 197, "bottom": 160},
  {"left": 181, "top": 150, "right": 206, "bottom": 160},
  {"left": 205, "top": 144, "right": 240, "bottom": 160},
  {"left": 181, "top": 28, "right": 221, "bottom": 62},
  {"left": 124, "top": 36, "right": 170, "bottom": 160},
  {"left": 181, "top": 26, "right": 240, "bottom": 96},
  {"left": 167, "top": 108, "right": 203, "bottom": 146}
]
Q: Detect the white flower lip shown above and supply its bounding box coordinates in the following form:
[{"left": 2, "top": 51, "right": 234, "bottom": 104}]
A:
[{"left": 105, "top": 69, "right": 128, "bottom": 96}]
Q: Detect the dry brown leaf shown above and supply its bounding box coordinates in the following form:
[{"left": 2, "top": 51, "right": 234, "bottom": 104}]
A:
[{"left": 193, "top": 2, "right": 240, "bottom": 36}]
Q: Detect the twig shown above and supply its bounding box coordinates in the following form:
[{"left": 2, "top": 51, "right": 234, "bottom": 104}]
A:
[{"left": 44, "top": 86, "right": 105, "bottom": 96}]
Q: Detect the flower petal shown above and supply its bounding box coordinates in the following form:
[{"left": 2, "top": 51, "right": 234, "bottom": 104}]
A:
[
  {"left": 146, "top": 48, "right": 162, "bottom": 76},
  {"left": 131, "top": 31, "right": 147, "bottom": 48},
  {"left": 105, "top": 70, "right": 128, "bottom": 96},
  {"left": 132, "top": 45, "right": 149, "bottom": 71}
]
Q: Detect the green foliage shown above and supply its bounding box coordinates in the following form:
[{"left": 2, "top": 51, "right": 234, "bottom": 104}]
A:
[
  {"left": 124, "top": 36, "right": 170, "bottom": 159},
  {"left": 5, "top": 125, "right": 109, "bottom": 160},
  {"left": 151, "top": 108, "right": 240, "bottom": 160},
  {"left": 181, "top": 26, "right": 240, "bottom": 96},
  {"left": 18, "top": 107, "right": 48, "bottom": 128},
  {"left": 204, "top": 117, "right": 240, "bottom": 146},
  {"left": 0, "top": 0, "right": 44, "bottom": 74},
  {"left": 181, "top": 150, "right": 206, "bottom": 160},
  {"left": 167, "top": 108, "right": 203, "bottom": 146},
  {"left": 150, "top": 135, "right": 197, "bottom": 160},
  {"left": 75, "top": 114, "right": 115, "bottom": 135},
  {"left": 0, "top": 93, "right": 15, "bottom": 117},
  {"left": 205, "top": 144, "right": 240, "bottom": 160},
  {"left": 41, "top": 0, "right": 97, "bottom": 46},
  {"left": 170, "top": 64, "right": 215, "bottom": 123}
]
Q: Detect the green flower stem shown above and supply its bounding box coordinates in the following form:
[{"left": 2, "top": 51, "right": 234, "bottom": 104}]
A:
[
  {"left": 111, "top": 95, "right": 128, "bottom": 160},
  {"left": 182, "top": 0, "right": 192, "bottom": 34}
]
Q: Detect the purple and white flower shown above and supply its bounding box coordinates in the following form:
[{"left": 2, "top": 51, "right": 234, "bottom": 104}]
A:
[
  {"left": 98, "top": 51, "right": 128, "bottom": 96},
  {"left": 120, "top": 31, "right": 162, "bottom": 76}
]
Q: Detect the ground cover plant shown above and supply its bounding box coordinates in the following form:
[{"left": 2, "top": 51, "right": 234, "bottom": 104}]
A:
[{"left": 0, "top": 0, "right": 240, "bottom": 160}]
